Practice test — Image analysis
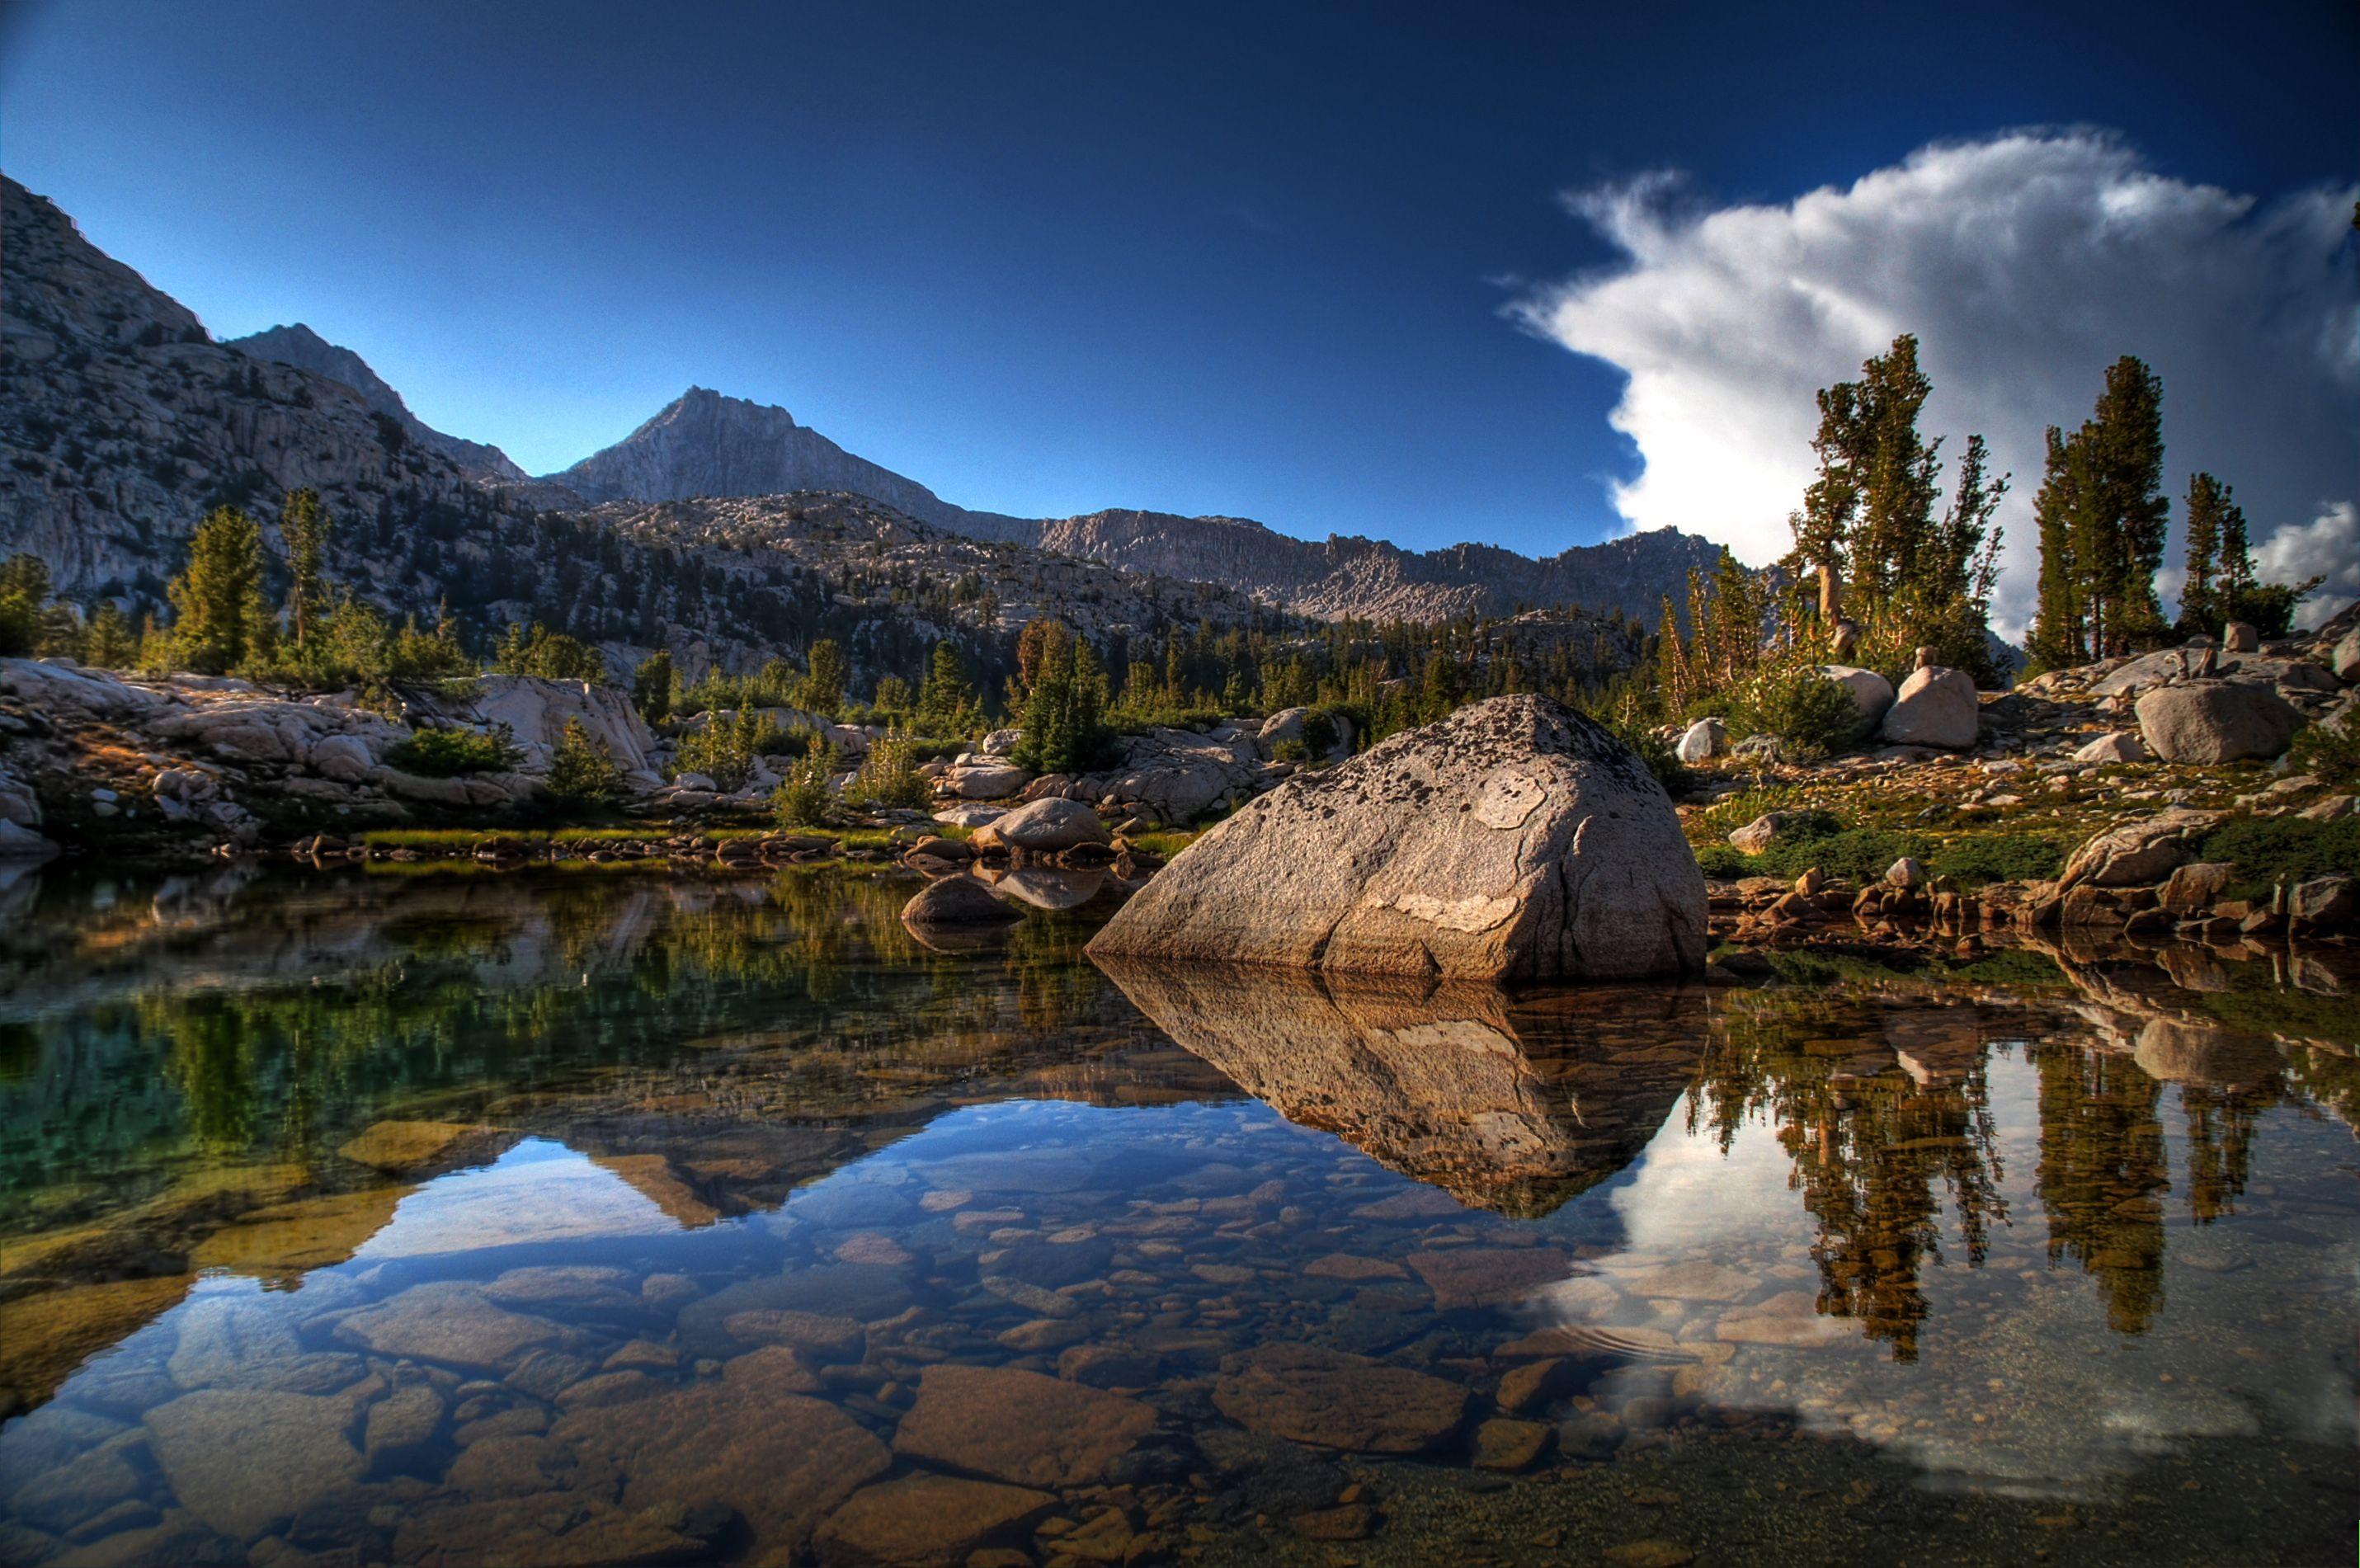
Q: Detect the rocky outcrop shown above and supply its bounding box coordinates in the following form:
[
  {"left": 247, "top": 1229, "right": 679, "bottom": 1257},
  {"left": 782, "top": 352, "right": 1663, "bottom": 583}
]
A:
[
  {"left": 2134, "top": 680, "right": 2304, "bottom": 763},
  {"left": 1087, "top": 695, "right": 1707, "bottom": 981}
]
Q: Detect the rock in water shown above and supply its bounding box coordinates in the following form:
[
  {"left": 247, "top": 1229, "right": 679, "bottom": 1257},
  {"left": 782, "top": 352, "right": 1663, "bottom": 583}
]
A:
[
  {"left": 902, "top": 876, "right": 1020, "bottom": 926},
  {"left": 1086, "top": 695, "right": 1705, "bottom": 981},
  {"left": 1879, "top": 666, "right": 1979, "bottom": 749},
  {"left": 2134, "top": 680, "right": 2303, "bottom": 763},
  {"left": 975, "top": 796, "right": 1109, "bottom": 853}
]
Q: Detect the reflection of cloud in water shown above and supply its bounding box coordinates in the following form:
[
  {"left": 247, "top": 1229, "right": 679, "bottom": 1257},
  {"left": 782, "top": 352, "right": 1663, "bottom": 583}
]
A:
[
  {"left": 355, "top": 1141, "right": 724, "bottom": 1260},
  {"left": 1573, "top": 1044, "right": 2358, "bottom": 1498}
]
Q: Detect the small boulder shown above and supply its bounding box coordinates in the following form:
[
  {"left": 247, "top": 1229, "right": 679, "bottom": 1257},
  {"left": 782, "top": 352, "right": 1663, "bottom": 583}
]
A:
[
  {"left": 2075, "top": 731, "right": 2150, "bottom": 765},
  {"left": 2135, "top": 680, "right": 2304, "bottom": 764},
  {"left": 1675, "top": 718, "right": 1726, "bottom": 764},
  {"left": 943, "top": 760, "right": 1032, "bottom": 800},
  {"left": 2330, "top": 626, "right": 2360, "bottom": 683},
  {"left": 2222, "top": 622, "right": 2260, "bottom": 653},
  {"left": 902, "top": 877, "right": 1020, "bottom": 927},
  {"left": 979, "top": 797, "right": 1110, "bottom": 854},
  {"left": 2291, "top": 873, "right": 2355, "bottom": 930},
  {"left": 1819, "top": 666, "right": 1896, "bottom": 727},
  {"left": 1886, "top": 857, "right": 1924, "bottom": 890},
  {"left": 1727, "top": 812, "right": 1800, "bottom": 855},
  {"left": 1879, "top": 666, "right": 1979, "bottom": 749}
]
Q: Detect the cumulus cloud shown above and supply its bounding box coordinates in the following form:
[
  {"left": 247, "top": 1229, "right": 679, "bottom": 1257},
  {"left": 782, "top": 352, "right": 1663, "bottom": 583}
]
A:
[
  {"left": 1514, "top": 131, "right": 2358, "bottom": 637},
  {"left": 2256, "top": 501, "right": 2360, "bottom": 630}
]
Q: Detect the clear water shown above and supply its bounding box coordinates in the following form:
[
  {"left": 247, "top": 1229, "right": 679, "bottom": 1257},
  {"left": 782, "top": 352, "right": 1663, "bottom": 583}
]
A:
[{"left": 0, "top": 864, "right": 2353, "bottom": 1566}]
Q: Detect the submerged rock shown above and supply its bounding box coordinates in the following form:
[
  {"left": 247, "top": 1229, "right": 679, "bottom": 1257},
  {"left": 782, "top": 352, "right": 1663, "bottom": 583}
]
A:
[
  {"left": 813, "top": 1474, "right": 1056, "bottom": 1568},
  {"left": 891, "top": 1364, "right": 1156, "bottom": 1488},
  {"left": 1087, "top": 696, "right": 1705, "bottom": 981},
  {"left": 1212, "top": 1344, "right": 1471, "bottom": 1453}
]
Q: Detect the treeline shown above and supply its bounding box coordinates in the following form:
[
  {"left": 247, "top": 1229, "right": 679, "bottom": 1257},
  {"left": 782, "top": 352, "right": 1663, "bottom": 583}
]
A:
[{"left": 1616, "top": 333, "right": 2321, "bottom": 752}]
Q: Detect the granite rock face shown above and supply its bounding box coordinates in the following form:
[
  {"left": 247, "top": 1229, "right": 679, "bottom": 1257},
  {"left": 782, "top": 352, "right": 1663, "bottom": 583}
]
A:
[{"left": 1087, "top": 695, "right": 1707, "bottom": 981}]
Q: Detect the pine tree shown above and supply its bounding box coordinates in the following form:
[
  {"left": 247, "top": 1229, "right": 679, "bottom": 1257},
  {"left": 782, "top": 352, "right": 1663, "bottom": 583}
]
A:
[
  {"left": 2177, "top": 472, "right": 2227, "bottom": 634},
  {"left": 82, "top": 600, "right": 139, "bottom": 668},
  {"left": 0, "top": 554, "right": 54, "bottom": 657},
  {"left": 632, "top": 649, "right": 674, "bottom": 723},
  {"left": 798, "top": 638, "right": 847, "bottom": 715},
  {"left": 2024, "top": 428, "right": 2085, "bottom": 671},
  {"left": 916, "top": 642, "right": 977, "bottom": 737},
  {"left": 166, "top": 506, "right": 271, "bottom": 674},
  {"left": 279, "top": 487, "right": 332, "bottom": 648},
  {"left": 544, "top": 718, "right": 620, "bottom": 807},
  {"left": 2074, "top": 356, "right": 2168, "bottom": 656}
]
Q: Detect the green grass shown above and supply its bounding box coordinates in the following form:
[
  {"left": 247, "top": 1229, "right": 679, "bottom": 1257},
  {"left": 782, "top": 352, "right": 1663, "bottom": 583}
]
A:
[
  {"left": 1126, "top": 830, "right": 1200, "bottom": 859},
  {"left": 360, "top": 826, "right": 646, "bottom": 849},
  {"left": 2196, "top": 814, "right": 2360, "bottom": 900}
]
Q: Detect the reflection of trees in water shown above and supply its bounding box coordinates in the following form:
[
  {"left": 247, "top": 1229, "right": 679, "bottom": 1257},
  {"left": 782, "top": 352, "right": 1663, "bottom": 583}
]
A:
[
  {"left": 0, "top": 869, "right": 1136, "bottom": 1211},
  {"left": 2180, "top": 1087, "right": 2264, "bottom": 1226},
  {"left": 2030, "top": 1045, "right": 2169, "bottom": 1334},
  {"left": 1691, "top": 989, "right": 2010, "bottom": 1361}
]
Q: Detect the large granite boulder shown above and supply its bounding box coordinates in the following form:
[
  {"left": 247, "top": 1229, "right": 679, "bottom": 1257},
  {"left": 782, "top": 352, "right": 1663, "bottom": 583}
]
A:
[
  {"left": 2134, "top": 680, "right": 2303, "bottom": 763},
  {"left": 1820, "top": 666, "right": 1896, "bottom": 727},
  {"left": 2331, "top": 626, "right": 2360, "bottom": 684},
  {"left": 1879, "top": 666, "right": 1978, "bottom": 748},
  {"left": 1086, "top": 696, "right": 1706, "bottom": 982}
]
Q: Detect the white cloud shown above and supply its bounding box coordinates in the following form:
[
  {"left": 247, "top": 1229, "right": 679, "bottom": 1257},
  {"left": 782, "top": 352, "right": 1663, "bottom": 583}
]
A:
[
  {"left": 2254, "top": 501, "right": 2360, "bottom": 631},
  {"left": 1514, "top": 132, "right": 2359, "bottom": 638}
]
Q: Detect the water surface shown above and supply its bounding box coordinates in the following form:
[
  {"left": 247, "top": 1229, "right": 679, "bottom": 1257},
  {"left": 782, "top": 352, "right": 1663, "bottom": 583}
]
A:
[{"left": 1, "top": 864, "right": 2353, "bottom": 1566}]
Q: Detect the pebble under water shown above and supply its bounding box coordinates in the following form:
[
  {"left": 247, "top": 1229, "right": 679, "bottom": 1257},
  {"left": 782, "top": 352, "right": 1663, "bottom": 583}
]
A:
[{"left": 0, "top": 864, "right": 2353, "bottom": 1566}]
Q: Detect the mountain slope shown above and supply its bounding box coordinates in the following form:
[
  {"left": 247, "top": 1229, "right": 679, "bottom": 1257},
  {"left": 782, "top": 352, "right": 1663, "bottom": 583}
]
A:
[
  {"left": 547, "top": 392, "right": 1723, "bottom": 625},
  {"left": 224, "top": 323, "right": 530, "bottom": 483},
  {"left": 0, "top": 175, "right": 502, "bottom": 600}
]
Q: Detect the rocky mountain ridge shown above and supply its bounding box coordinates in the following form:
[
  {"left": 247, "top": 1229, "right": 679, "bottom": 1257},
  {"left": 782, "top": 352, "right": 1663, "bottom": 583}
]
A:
[
  {"left": 540, "top": 387, "right": 1724, "bottom": 624},
  {"left": 224, "top": 323, "right": 532, "bottom": 483}
]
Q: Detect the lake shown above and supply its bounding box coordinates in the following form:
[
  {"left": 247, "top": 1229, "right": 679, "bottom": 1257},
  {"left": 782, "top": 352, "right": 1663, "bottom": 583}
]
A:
[{"left": 0, "top": 864, "right": 2353, "bottom": 1566}]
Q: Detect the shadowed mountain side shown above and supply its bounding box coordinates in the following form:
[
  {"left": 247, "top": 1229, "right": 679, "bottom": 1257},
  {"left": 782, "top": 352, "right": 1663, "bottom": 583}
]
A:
[{"left": 1095, "top": 958, "right": 1708, "bottom": 1217}]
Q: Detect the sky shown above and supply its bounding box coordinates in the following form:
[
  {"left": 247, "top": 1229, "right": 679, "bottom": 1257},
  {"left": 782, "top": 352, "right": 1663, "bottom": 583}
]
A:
[{"left": 2, "top": 0, "right": 2353, "bottom": 630}]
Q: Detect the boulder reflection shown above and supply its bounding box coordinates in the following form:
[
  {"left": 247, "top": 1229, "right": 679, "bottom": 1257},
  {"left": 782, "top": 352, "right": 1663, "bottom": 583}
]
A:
[{"left": 1094, "top": 958, "right": 1710, "bottom": 1217}]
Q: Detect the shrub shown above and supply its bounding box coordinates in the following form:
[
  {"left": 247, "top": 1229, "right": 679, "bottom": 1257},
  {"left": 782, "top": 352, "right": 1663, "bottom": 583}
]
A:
[
  {"left": 2197, "top": 814, "right": 2360, "bottom": 897},
  {"left": 1271, "top": 738, "right": 1312, "bottom": 764},
  {"left": 543, "top": 718, "right": 621, "bottom": 808},
  {"left": 384, "top": 725, "right": 521, "bottom": 778},
  {"left": 843, "top": 729, "right": 933, "bottom": 812},
  {"left": 1730, "top": 664, "right": 1863, "bottom": 760},
  {"left": 772, "top": 738, "right": 836, "bottom": 827},
  {"left": 2289, "top": 722, "right": 2360, "bottom": 788},
  {"left": 1929, "top": 833, "right": 2066, "bottom": 888}
]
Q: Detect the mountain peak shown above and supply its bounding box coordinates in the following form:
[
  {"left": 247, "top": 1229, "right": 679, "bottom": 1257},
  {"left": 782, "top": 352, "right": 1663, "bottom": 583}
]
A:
[{"left": 226, "top": 322, "right": 528, "bottom": 483}]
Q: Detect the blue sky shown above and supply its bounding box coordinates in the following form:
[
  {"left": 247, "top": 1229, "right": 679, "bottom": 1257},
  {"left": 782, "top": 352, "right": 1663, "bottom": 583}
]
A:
[{"left": 2, "top": 0, "right": 2351, "bottom": 563}]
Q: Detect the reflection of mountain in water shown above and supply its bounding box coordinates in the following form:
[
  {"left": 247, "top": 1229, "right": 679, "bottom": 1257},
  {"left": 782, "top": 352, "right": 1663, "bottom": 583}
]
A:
[{"left": 1096, "top": 958, "right": 1709, "bottom": 1217}]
